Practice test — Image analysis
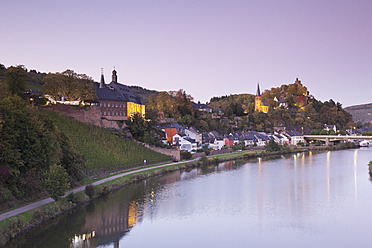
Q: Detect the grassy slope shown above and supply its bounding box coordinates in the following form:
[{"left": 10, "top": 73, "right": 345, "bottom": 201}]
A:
[{"left": 44, "top": 110, "right": 171, "bottom": 172}]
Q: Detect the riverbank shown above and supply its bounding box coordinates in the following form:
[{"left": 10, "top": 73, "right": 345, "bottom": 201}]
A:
[{"left": 0, "top": 143, "right": 357, "bottom": 246}]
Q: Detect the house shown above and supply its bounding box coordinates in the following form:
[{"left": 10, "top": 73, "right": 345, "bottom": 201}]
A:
[
  {"left": 224, "top": 136, "right": 235, "bottom": 147},
  {"left": 95, "top": 69, "right": 145, "bottom": 120},
  {"left": 324, "top": 125, "right": 337, "bottom": 133},
  {"left": 185, "top": 127, "right": 202, "bottom": 145},
  {"left": 282, "top": 130, "right": 305, "bottom": 145},
  {"left": 274, "top": 97, "right": 288, "bottom": 109},
  {"left": 254, "top": 133, "right": 270, "bottom": 147},
  {"left": 271, "top": 133, "right": 284, "bottom": 145},
  {"left": 243, "top": 135, "right": 256, "bottom": 146},
  {"left": 172, "top": 134, "right": 198, "bottom": 153},
  {"left": 212, "top": 138, "right": 225, "bottom": 150},
  {"left": 162, "top": 123, "right": 185, "bottom": 143},
  {"left": 193, "top": 103, "right": 212, "bottom": 113}
]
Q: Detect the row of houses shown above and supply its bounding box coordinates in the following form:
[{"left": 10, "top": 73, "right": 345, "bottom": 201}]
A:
[{"left": 159, "top": 123, "right": 306, "bottom": 153}]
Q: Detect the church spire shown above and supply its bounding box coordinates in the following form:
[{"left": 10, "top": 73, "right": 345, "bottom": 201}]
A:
[
  {"left": 256, "top": 82, "right": 261, "bottom": 96},
  {"left": 112, "top": 67, "right": 117, "bottom": 83},
  {"left": 99, "top": 68, "right": 105, "bottom": 88}
]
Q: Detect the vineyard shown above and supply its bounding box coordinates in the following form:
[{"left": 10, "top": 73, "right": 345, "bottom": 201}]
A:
[{"left": 44, "top": 110, "right": 171, "bottom": 173}]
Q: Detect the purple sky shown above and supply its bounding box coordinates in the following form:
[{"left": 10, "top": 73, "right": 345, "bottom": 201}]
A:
[{"left": 1, "top": 0, "right": 371, "bottom": 107}]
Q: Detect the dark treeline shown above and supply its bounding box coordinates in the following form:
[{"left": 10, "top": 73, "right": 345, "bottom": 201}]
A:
[{"left": 0, "top": 65, "right": 84, "bottom": 211}]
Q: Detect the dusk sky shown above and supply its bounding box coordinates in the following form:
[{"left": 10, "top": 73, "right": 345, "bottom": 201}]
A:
[{"left": 1, "top": 0, "right": 371, "bottom": 107}]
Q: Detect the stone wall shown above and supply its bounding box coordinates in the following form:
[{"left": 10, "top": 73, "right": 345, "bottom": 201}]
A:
[
  {"left": 142, "top": 143, "right": 180, "bottom": 161},
  {"left": 45, "top": 104, "right": 126, "bottom": 129}
]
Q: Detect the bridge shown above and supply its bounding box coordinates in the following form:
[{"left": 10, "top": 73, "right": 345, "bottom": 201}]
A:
[{"left": 304, "top": 135, "right": 372, "bottom": 146}]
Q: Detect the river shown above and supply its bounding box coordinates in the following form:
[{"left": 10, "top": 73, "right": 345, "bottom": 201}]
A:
[{"left": 5, "top": 148, "right": 372, "bottom": 248}]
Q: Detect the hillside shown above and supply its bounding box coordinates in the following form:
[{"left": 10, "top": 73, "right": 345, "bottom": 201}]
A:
[
  {"left": 128, "top": 85, "right": 158, "bottom": 102},
  {"left": 44, "top": 110, "right": 171, "bottom": 174},
  {"left": 345, "top": 103, "right": 372, "bottom": 123}
]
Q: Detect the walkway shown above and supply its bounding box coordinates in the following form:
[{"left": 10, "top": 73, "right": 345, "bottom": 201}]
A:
[{"left": 0, "top": 158, "right": 199, "bottom": 221}]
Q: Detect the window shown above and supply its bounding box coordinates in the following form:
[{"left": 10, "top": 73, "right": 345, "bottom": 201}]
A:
[
  {"left": 104, "top": 111, "right": 106, "bottom": 115},
  {"left": 104, "top": 102, "right": 106, "bottom": 107},
  {"left": 108, "top": 103, "right": 110, "bottom": 107},
  {"left": 116, "top": 104, "right": 118, "bottom": 108}
]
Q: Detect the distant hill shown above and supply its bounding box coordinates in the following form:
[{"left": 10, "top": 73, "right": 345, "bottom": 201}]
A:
[
  {"left": 128, "top": 85, "right": 158, "bottom": 103},
  {"left": 345, "top": 103, "right": 372, "bottom": 123}
]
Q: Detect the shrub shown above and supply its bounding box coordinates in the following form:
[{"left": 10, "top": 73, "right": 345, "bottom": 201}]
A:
[
  {"left": 85, "top": 185, "right": 96, "bottom": 199},
  {"left": 6, "top": 216, "right": 26, "bottom": 238},
  {"left": 66, "top": 192, "right": 78, "bottom": 203},
  {"left": 181, "top": 151, "right": 192, "bottom": 160}
]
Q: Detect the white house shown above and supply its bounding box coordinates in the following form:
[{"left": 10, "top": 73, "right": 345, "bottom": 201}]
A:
[
  {"left": 324, "top": 125, "right": 337, "bottom": 133},
  {"left": 185, "top": 128, "right": 202, "bottom": 145},
  {"left": 212, "top": 138, "right": 225, "bottom": 150},
  {"left": 172, "top": 134, "right": 198, "bottom": 153},
  {"left": 282, "top": 131, "right": 305, "bottom": 145}
]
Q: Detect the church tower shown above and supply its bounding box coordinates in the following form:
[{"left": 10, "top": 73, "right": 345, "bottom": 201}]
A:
[
  {"left": 99, "top": 69, "right": 105, "bottom": 88},
  {"left": 255, "top": 83, "right": 262, "bottom": 112},
  {"left": 112, "top": 69, "right": 118, "bottom": 83}
]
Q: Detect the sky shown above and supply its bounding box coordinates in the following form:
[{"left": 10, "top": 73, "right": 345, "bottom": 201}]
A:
[{"left": 1, "top": 0, "right": 372, "bottom": 107}]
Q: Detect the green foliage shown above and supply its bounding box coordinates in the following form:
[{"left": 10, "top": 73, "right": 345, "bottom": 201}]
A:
[
  {"left": 146, "top": 89, "right": 195, "bottom": 120},
  {"left": 265, "top": 139, "right": 282, "bottom": 152},
  {"left": 232, "top": 140, "right": 245, "bottom": 151},
  {"left": 0, "top": 96, "right": 84, "bottom": 209},
  {"left": 66, "top": 192, "right": 78, "bottom": 203},
  {"left": 5, "top": 216, "right": 26, "bottom": 238},
  {"left": 209, "top": 94, "right": 255, "bottom": 116},
  {"left": 44, "top": 110, "right": 171, "bottom": 172},
  {"left": 4, "top": 65, "right": 27, "bottom": 96},
  {"left": 85, "top": 185, "right": 96, "bottom": 199},
  {"left": 181, "top": 151, "right": 192, "bottom": 160},
  {"left": 0, "top": 63, "right": 6, "bottom": 75},
  {"left": 125, "top": 112, "right": 165, "bottom": 146},
  {"left": 41, "top": 69, "right": 97, "bottom": 103},
  {"left": 43, "top": 164, "right": 71, "bottom": 201}
]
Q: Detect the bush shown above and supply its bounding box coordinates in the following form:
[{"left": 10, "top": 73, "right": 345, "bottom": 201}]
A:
[
  {"left": 66, "top": 192, "right": 78, "bottom": 203},
  {"left": 265, "top": 139, "right": 281, "bottom": 152},
  {"left": 100, "top": 185, "right": 110, "bottom": 196},
  {"left": 85, "top": 185, "right": 96, "bottom": 199},
  {"left": 181, "top": 151, "right": 192, "bottom": 160},
  {"left": 6, "top": 216, "right": 26, "bottom": 238}
]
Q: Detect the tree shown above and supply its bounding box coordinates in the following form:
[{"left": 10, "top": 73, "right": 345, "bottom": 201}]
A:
[
  {"left": 4, "top": 65, "right": 28, "bottom": 96},
  {"left": 42, "top": 164, "right": 70, "bottom": 201},
  {"left": 265, "top": 139, "right": 281, "bottom": 152},
  {"left": 42, "top": 70, "right": 96, "bottom": 103}
]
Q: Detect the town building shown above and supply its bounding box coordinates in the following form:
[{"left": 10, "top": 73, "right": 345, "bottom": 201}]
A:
[
  {"left": 255, "top": 83, "right": 269, "bottom": 113},
  {"left": 94, "top": 69, "right": 145, "bottom": 120}
]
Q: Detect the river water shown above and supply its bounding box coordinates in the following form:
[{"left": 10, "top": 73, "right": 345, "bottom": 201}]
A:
[{"left": 5, "top": 148, "right": 372, "bottom": 248}]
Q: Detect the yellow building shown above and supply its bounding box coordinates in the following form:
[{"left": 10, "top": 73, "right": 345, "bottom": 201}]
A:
[
  {"left": 127, "top": 102, "right": 146, "bottom": 118},
  {"left": 255, "top": 83, "right": 269, "bottom": 113},
  {"left": 106, "top": 69, "right": 145, "bottom": 118}
]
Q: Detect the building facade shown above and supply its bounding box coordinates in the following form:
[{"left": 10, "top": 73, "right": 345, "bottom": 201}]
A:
[
  {"left": 254, "top": 83, "right": 269, "bottom": 113},
  {"left": 95, "top": 70, "right": 145, "bottom": 120}
]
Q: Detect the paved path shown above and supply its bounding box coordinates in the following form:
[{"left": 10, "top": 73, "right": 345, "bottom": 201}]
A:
[{"left": 0, "top": 158, "right": 199, "bottom": 221}]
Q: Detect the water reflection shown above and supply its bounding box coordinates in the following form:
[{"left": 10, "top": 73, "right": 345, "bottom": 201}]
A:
[{"left": 6, "top": 149, "right": 372, "bottom": 248}]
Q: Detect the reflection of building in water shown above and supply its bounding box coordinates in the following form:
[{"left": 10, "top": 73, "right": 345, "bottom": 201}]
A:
[
  {"left": 70, "top": 171, "right": 183, "bottom": 248},
  {"left": 70, "top": 192, "right": 144, "bottom": 247}
]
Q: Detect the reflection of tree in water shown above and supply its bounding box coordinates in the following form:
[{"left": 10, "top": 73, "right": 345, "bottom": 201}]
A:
[
  {"left": 72, "top": 171, "right": 183, "bottom": 248},
  {"left": 6, "top": 164, "right": 244, "bottom": 248}
]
